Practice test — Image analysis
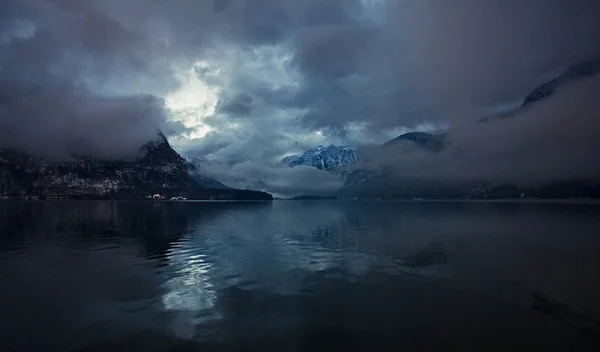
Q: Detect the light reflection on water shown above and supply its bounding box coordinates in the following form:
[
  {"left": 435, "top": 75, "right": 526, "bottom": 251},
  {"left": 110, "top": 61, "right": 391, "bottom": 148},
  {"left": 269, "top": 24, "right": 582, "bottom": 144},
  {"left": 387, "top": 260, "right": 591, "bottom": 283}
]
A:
[{"left": 1, "top": 200, "right": 600, "bottom": 351}]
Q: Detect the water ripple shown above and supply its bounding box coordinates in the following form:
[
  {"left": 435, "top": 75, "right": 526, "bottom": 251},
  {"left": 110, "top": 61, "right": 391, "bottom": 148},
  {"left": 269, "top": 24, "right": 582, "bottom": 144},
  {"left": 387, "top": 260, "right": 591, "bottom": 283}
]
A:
[{"left": 1, "top": 201, "right": 600, "bottom": 351}]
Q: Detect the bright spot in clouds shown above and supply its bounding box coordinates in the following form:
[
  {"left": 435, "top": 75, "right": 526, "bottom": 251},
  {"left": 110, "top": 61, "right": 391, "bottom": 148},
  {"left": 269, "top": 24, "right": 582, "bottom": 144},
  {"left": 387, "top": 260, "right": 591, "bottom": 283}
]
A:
[{"left": 166, "top": 61, "right": 220, "bottom": 138}]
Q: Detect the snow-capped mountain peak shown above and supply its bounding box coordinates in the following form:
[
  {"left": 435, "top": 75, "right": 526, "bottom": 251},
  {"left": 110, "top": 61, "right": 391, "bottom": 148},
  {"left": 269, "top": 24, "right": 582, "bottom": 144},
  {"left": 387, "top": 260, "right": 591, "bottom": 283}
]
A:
[{"left": 282, "top": 145, "right": 357, "bottom": 170}]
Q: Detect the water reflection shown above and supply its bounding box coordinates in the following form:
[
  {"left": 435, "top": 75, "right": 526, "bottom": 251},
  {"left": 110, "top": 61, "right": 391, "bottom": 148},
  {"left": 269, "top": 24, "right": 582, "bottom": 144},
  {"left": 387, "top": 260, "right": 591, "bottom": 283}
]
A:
[{"left": 1, "top": 201, "right": 600, "bottom": 351}]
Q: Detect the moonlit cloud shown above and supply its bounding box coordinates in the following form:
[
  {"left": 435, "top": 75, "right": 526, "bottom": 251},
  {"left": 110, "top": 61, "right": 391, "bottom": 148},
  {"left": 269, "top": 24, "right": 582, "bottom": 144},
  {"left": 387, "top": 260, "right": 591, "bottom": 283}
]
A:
[{"left": 165, "top": 62, "right": 221, "bottom": 139}]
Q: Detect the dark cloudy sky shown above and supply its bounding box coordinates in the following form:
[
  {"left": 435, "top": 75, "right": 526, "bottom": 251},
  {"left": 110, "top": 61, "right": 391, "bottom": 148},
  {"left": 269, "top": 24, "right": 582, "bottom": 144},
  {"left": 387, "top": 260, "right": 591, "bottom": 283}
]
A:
[{"left": 1, "top": 0, "right": 600, "bottom": 194}]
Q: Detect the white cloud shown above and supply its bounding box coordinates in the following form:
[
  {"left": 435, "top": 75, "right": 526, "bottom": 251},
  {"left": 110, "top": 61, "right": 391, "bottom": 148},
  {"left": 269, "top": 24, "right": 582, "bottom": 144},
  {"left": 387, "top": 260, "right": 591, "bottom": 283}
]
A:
[{"left": 165, "top": 61, "right": 221, "bottom": 139}]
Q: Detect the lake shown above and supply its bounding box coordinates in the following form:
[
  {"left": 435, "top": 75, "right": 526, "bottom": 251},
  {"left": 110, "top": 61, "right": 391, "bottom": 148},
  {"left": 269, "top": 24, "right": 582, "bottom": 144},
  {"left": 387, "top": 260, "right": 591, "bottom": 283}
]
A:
[{"left": 1, "top": 200, "right": 600, "bottom": 351}]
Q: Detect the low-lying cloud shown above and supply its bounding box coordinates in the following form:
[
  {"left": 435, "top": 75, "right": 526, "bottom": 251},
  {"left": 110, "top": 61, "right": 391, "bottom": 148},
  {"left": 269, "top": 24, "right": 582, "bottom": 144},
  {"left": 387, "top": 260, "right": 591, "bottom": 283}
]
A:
[
  {"left": 362, "top": 75, "right": 600, "bottom": 184},
  {"left": 0, "top": 0, "right": 176, "bottom": 159},
  {"left": 0, "top": 80, "right": 166, "bottom": 160}
]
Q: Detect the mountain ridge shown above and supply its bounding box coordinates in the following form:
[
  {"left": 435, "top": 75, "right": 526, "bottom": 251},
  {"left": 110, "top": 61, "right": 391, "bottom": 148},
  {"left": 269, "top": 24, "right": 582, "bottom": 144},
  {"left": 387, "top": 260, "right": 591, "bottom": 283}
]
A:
[
  {"left": 326, "top": 58, "right": 600, "bottom": 199},
  {"left": 282, "top": 145, "right": 357, "bottom": 170},
  {"left": 522, "top": 58, "right": 600, "bottom": 107},
  {"left": 0, "top": 132, "right": 272, "bottom": 200}
]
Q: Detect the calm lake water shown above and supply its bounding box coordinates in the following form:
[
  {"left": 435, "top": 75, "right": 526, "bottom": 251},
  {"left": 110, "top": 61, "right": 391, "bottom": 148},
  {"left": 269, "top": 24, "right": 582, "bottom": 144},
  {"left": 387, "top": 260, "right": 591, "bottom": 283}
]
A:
[{"left": 1, "top": 200, "right": 600, "bottom": 351}]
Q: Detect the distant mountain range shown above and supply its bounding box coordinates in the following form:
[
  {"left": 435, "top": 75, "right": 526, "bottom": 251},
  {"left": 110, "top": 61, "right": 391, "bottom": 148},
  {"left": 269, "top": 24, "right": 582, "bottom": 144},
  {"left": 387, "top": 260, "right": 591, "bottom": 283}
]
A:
[
  {"left": 0, "top": 132, "right": 272, "bottom": 200},
  {"left": 286, "top": 58, "right": 600, "bottom": 199},
  {"left": 282, "top": 145, "right": 357, "bottom": 170},
  {"left": 3, "top": 57, "right": 598, "bottom": 201}
]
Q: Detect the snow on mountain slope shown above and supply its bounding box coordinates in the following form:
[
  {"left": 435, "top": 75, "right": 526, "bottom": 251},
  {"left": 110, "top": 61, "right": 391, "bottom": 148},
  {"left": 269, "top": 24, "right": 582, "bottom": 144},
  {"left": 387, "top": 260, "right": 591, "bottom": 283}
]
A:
[
  {"left": 282, "top": 145, "right": 357, "bottom": 170},
  {"left": 0, "top": 132, "right": 254, "bottom": 199}
]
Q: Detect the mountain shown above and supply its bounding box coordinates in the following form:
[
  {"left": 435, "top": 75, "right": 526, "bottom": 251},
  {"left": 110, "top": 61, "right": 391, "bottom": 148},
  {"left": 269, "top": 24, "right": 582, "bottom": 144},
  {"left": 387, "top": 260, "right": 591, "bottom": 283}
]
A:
[
  {"left": 383, "top": 131, "right": 445, "bottom": 152},
  {"left": 139, "top": 133, "right": 228, "bottom": 189},
  {"left": 330, "top": 58, "right": 600, "bottom": 199},
  {"left": 334, "top": 131, "right": 444, "bottom": 192},
  {"left": 336, "top": 128, "right": 600, "bottom": 199},
  {"left": 282, "top": 145, "right": 357, "bottom": 170},
  {"left": 0, "top": 132, "right": 272, "bottom": 200},
  {"left": 522, "top": 58, "right": 600, "bottom": 107}
]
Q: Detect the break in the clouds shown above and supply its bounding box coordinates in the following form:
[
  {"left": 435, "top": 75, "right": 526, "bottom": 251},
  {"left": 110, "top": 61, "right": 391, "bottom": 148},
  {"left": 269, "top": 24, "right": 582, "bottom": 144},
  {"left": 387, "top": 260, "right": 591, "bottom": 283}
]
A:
[{"left": 1, "top": 0, "right": 600, "bottom": 192}]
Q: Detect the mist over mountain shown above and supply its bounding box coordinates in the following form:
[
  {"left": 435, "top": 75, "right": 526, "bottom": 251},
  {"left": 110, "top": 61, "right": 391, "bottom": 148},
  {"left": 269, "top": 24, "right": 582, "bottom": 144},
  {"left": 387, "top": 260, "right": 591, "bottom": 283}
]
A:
[
  {"left": 333, "top": 58, "right": 600, "bottom": 199},
  {"left": 522, "top": 58, "right": 600, "bottom": 107},
  {"left": 1, "top": 0, "right": 600, "bottom": 197},
  {"left": 0, "top": 132, "right": 271, "bottom": 200},
  {"left": 3, "top": 3, "right": 600, "bottom": 351}
]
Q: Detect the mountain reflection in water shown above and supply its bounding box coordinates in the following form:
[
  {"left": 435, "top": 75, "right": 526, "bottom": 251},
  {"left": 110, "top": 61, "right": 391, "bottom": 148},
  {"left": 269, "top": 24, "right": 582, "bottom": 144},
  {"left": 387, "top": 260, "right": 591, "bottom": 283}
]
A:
[{"left": 1, "top": 200, "right": 600, "bottom": 351}]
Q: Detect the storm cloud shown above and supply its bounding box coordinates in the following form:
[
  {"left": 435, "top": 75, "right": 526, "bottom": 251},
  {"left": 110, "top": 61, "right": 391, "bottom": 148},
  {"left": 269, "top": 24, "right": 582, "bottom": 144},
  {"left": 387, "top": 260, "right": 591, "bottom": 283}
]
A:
[
  {"left": 217, "top": 93, "right": 254, "bottom": 116},
  {"left": 1, "top": 0, "right": 600, "bottom": 191},
  {"left": 0, "top": 0, "right": 175, "bottom": 159}
]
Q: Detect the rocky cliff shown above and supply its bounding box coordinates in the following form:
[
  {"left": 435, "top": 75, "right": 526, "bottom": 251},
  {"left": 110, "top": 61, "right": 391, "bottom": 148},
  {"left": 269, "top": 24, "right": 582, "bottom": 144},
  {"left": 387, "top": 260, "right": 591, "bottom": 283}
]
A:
[
  {"left": 283, "top": 145, "right": 357, "bottom": 170},
  {"left": 0, "top": 132, "right": 272, "bottom": 200},
  {"left": 522, "top": 58, "right": 600, "bottom": 107}
]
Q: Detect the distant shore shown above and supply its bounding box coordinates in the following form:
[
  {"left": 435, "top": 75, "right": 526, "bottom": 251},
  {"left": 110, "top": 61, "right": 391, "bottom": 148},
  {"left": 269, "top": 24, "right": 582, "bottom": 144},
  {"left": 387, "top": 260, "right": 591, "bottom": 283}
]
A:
[
  {"left": 2, "top": 198, "right": 599, "bottom": 205},
  {"left": 277, "top": 198, "right": 600, "bottom": 204}
]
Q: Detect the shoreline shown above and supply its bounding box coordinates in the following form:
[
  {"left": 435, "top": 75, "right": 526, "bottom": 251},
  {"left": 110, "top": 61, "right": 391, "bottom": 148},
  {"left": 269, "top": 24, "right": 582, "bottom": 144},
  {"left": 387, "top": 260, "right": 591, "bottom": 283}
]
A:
[
  {"left": 279, "top": 198, "right": 600, "bottom": 204},
  {"left": 1, "top": 198, "right": 599, "bottom": 205}
]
